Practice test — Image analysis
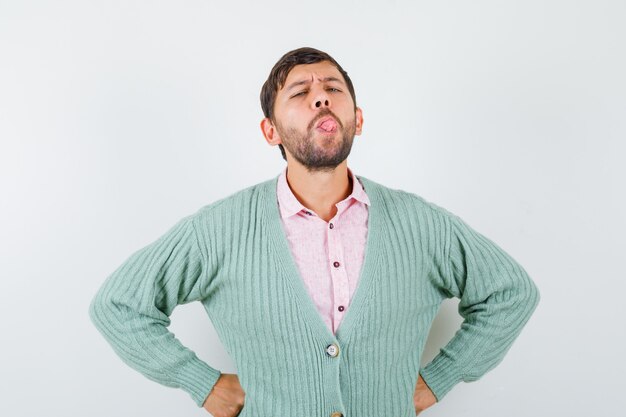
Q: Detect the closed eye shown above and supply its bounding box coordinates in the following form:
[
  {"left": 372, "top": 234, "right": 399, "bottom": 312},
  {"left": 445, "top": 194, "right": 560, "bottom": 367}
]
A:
[{"left": 291, "top": 88, "right": 342, "bottom": 98}]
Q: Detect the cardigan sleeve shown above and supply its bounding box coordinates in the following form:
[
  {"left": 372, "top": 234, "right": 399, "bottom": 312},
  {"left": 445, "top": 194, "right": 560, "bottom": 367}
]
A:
[
  {"left": 88, "top": 214, "right": 221, "bottom": 408},
  {"left": 419, "top": 212, "right": 540, "bottom": 401}
]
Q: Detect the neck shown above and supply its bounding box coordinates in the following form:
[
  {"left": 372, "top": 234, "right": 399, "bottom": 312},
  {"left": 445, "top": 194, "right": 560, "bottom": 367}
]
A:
[{"left": 284, "top": 160, "right": 352, "bottom": 222}]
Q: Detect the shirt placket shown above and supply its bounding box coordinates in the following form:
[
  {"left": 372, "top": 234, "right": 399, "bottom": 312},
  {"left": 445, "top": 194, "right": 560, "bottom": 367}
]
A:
[{"left": 327, "top": 205, "right": 350, "bottom": 334}]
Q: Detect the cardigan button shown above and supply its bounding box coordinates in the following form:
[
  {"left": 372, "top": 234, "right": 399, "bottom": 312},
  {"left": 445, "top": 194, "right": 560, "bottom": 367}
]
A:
[
  {"left": 325, "top": 343, "right": 340, "bottom": 357},
  {"left": 330, "top": 413, "right": 343, "bottom": 417}
]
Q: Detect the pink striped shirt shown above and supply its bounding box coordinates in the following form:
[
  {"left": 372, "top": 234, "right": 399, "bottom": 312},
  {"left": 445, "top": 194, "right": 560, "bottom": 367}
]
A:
[{"left": 276, "top": 166, "right": 371, "bottom": 335}]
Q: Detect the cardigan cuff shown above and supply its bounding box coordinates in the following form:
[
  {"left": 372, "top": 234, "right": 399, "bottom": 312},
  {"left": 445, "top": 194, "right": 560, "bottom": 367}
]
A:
[
  {"left": 419, "top": 354, "right": 462, "bottom": 402},
  {"left": 175, "top": 358, "right": 222, "bottom": 407}
]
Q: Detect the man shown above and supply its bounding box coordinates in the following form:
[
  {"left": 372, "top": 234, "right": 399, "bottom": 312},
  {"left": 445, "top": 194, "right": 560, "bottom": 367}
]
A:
[{"left": 89, "top": 47, "right": 540, "bottom": 417}]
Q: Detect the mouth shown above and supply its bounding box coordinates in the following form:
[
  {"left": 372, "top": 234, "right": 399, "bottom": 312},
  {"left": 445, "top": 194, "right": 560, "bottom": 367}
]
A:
[{"left": 315, "top": 116, "right": 338, "bottom": 134}]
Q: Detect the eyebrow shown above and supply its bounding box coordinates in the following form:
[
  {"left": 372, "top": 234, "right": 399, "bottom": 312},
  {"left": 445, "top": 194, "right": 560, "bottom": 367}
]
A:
[{"left": 285, "top": 76, "right": 345, "bottom": 92}]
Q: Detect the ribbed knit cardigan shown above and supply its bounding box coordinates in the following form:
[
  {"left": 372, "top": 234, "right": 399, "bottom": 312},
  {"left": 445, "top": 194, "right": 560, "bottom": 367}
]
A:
[{"left": 88, "top": 173, "right": 540, "bottom": 417}]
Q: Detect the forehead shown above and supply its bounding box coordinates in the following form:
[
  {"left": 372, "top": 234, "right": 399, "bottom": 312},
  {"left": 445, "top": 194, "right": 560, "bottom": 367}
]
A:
[{"left": 282, "top": 61, "right": 345, "bottom": 88}]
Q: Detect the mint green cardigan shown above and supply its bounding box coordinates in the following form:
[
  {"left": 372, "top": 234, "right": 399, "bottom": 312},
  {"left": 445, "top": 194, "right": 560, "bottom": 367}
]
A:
[{"left": 89, "top": 173, "right": 540, "bottom": 416}]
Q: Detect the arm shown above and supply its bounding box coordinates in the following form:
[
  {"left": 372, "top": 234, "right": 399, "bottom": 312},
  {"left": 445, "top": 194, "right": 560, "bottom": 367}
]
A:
[
  {"left": 88, "top": 214, "right": 221, "bottom": 407},
  {"left": 419, "top": 212, "right": 540, "bottom": 401}
]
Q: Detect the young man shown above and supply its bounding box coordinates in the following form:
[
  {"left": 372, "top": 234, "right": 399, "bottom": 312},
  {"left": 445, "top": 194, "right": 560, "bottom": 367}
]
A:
[{"left": 89, "top": 47, "right": 540, "bottom": 417}]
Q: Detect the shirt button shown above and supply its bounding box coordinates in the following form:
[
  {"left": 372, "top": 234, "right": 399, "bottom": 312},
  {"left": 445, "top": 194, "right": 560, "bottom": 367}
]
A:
[
  {"left": 326, "top": 344, "right": 340, "bottom": 357},
  {"left": 338, "top": 305, "right": 345, "bottom": 312},
  {"left": 329, "top": 222, "right": 334, "bottom": 229},
  {"left": 333, "top": 261, "right": 340, "bottom": 268},
  {"left": 331, "top": 413, "right": 343, "bottom": 417}
]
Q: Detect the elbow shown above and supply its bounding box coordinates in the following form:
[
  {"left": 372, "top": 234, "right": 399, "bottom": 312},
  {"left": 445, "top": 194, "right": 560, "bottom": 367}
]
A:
[
  {"left": 88, "top": 288, "right": 113, "bottom": 334},
  {"left": 518, "top": 274, "right": 541, "bottom": 322},
  {"left": 88, "top": 291, "right": 103, "bottom": 330},
  {"left": 507, "top": 269, "right": 541, "bottom": 325},
  {"left": 525, "top": 271, "right": 541, "bottom": 308}
]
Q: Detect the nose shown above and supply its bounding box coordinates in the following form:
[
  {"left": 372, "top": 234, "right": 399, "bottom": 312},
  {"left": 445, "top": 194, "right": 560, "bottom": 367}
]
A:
[
  {"left": 311, "top": 85, "right": 331, "bottom": 110},
  {"left": 315, "top": 99, "right": 330, "bottom": 108}
]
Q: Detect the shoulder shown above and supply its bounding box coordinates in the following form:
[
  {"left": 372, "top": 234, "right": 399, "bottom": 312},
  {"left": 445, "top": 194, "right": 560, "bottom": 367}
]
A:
[
  {"left": 186, "top": 176, "right": 275, "bottom": 225},
  {"left": 356, "top": 175, "right": 458, "bottom": 224}
]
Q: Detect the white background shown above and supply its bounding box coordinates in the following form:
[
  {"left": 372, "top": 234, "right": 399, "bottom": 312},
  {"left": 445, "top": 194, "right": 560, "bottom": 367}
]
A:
[{"left": 1, "top": 1, "right": 624, "bottom": 416}]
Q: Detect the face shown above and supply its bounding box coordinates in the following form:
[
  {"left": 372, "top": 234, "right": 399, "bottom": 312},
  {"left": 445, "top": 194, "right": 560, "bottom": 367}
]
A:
[{"left": 261, "top": 61, "right": 363, "bottom": 171}]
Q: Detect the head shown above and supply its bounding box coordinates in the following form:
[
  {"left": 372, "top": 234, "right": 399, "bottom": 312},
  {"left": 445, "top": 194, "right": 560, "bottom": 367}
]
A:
[{"left": 260, "top": 47, "right": 363, "bottom": 171}]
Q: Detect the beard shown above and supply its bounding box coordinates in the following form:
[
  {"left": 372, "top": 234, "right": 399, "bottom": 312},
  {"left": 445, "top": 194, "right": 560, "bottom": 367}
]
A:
[{"left": 275, "top": 109, "right": 357, "bottom": 173}]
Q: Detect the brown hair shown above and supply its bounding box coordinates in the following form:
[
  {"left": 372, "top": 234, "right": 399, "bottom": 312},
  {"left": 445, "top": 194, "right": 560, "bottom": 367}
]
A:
[{"left": 260, "top": 47, "right": 357, "bottom": 161}]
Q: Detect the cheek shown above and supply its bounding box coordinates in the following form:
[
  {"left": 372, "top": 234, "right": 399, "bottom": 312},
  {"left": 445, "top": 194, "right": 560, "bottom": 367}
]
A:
[
  {"left": 282, "top": 108, "right": 311, "bottom": 128},
  {"left": 338, "top": 110, "right": 357, "bottom": 127},
  {"left": 334, "top": 97, "right": 356, "bottom": 118}
]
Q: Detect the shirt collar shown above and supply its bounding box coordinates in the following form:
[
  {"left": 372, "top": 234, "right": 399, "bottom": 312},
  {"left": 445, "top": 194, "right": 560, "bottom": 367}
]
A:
[{"left": 276, "top": 166, "right": 370, "bottom": 219}]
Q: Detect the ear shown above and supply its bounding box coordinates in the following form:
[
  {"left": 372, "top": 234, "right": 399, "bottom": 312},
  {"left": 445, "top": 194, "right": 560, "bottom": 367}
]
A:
[
  {"left": 355, "top": 107, "right": 364, "bottom": 136},
  {"left": 260, "top": 117, "right": 281, "bottom": 145}
]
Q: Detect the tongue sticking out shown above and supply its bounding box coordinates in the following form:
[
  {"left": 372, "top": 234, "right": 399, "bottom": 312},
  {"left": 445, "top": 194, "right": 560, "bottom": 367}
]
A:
[{"left": 318, "top": 119, "right": 337, "bottom": 132}]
